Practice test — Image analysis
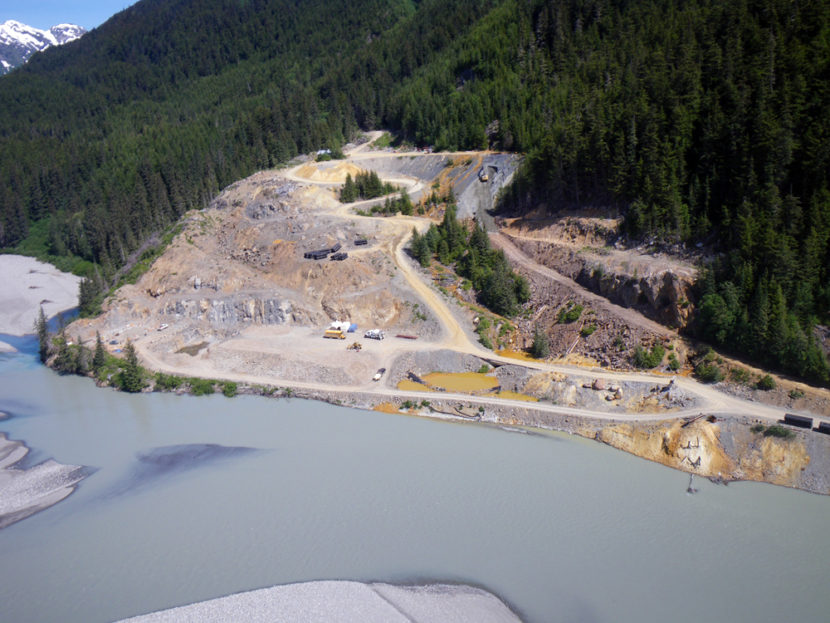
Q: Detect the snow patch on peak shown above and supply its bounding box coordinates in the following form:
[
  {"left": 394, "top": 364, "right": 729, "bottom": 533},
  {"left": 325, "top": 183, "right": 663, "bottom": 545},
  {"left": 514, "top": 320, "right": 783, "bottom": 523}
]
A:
[{"left": 0, "top": 19, "right": 86, "bottom": 75}]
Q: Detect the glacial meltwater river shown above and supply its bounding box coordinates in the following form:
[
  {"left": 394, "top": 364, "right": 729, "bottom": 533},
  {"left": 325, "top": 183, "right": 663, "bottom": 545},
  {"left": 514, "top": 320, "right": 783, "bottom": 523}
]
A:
[{"left": 0, "top": 337, "right": 828, "bottom": 623}]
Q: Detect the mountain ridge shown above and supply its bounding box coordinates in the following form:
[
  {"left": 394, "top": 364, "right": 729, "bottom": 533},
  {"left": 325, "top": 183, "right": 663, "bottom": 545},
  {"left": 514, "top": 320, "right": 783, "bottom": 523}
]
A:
[{"left": 0, "top": 19, "right": 85, "bottom": 74}]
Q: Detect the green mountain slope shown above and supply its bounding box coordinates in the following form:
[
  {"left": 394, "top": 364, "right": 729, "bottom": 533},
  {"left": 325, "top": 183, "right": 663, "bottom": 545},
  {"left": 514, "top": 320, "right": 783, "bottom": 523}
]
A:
[
  {"left": 376, "top": 0, "right": 830, "bottom": 381},
  {"left": 0, "top": 0, "right": 827, "bottom": 381}
]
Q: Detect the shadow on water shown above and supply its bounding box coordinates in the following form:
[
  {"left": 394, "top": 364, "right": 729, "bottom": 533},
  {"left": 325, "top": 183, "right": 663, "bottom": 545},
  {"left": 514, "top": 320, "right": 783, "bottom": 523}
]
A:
[
  {"left": 0, "top": 307, "right": 78, "bottom": 355},
  {"left": 0, "top": 333, "right": 37, "bottom": 355},
  {"left": 101, "top": 443, "right": 263, "bottom": 499}
]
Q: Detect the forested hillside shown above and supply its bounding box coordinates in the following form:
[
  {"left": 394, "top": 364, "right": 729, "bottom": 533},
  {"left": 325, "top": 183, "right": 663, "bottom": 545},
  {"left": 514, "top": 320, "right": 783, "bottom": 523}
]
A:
[
  {"left": 0, "top": 0, "right": 418, "bottom": 272},
  {"left": 0, "top": 0, "right": 828, "bottom": 381},
  {"left": 377, "top": 0, "right": 830, "bottom": 381}
]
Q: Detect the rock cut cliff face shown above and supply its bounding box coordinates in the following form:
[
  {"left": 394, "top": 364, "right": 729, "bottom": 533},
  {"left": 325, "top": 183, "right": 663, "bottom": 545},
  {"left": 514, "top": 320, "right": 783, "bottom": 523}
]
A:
[
  {"left": 578, "top": 266, "right": 695, "bottom": 328},
  {"left": 501, "top": 215, "right": 698, "bottom": 329},
  {"left": 597, "top": 417, "right": 829, "bottom": 494}
]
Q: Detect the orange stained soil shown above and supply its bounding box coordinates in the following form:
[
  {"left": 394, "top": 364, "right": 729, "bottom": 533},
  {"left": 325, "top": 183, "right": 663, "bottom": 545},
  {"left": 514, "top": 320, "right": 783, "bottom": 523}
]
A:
[
  {"left": 495, "top": 349, "right": 539, "bottom": 363},
  {"left": 373, "top": 402, "right": 401, "bottom": 414},
  {"left": 487, "top": 390, "right": 539, "bottom": 402}
]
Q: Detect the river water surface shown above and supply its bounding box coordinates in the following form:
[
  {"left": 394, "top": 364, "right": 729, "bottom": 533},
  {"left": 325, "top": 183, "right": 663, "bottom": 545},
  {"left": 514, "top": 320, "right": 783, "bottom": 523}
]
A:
[{"left": 0, "top": 339, "right": 828, "bottom": 623}]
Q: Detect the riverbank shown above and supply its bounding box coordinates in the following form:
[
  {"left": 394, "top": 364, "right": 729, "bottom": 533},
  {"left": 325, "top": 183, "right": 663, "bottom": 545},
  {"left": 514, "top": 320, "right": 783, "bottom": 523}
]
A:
[
  {"left": 37, "top": 320, "right": 830, "bottom": 496},
  {"left": 118, "top": 581, "right": 520, "bottom": 622},
  {"left": 72, "top": 362, "right": 825, "bottom": 496},
  {"left": 0, "top": 254, "right": 80, "bottom": 336}
]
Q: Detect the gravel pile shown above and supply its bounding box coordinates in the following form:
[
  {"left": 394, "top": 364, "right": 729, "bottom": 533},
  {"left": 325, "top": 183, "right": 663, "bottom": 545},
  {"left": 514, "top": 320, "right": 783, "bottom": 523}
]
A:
[{"left": 388, "top": 349, "right": 488, "bottom": 384}]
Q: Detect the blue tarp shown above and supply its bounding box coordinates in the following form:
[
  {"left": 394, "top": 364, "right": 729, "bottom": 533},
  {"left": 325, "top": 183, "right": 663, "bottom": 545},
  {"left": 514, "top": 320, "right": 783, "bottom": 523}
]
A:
[{"left": 348, "top": 323, "right": 358, "bottom": 333}]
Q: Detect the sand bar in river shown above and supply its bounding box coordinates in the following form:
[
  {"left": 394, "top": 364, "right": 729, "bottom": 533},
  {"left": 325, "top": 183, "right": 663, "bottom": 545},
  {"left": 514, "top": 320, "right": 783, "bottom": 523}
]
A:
[{"left": 0, "top": 254, "right": 81, "bottom": 336}]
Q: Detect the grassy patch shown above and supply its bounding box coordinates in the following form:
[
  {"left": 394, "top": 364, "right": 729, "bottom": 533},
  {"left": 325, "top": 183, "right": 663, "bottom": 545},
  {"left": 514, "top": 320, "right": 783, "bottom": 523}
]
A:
[
  {"left": 695, "top": 362, "right": 725, "bottom": 383},
  {"left": 189, "top": 378, "right": 215, "bottom": 396},
  {"left": 557, "top": 302, "right": 583, "bottom": 324},
  {"left": 633, "top": 344, "right": 665, "bottom": 369},
  {"left": 756, "top": 374, "right": 776, "bottom": 391},
  {"left": 371, "top": 132, "right": 393, "bottom": 148},
  {"left": 730, "top": 367, "right": 752, "bottom": 384},
  {"left": 154, "top": 373, "right": 184, "bottom": 390},
  {"left": 762, "top": 424, "right": 795, "bottom": 439}
]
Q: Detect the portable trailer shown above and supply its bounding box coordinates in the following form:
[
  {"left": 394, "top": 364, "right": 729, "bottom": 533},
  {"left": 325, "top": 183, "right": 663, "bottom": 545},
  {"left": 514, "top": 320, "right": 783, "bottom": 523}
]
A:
[
  {"left": 354, "top": 239, "right": 368, "bottom": 246},
  {"left": 784, "top": 413, "right": 813, "bottom": 429},
  {"left": 816, "top": 421, "right": 830, "bottom": 435},
  {"left": 304, "top": 249, "right": 330, "bottom": 259},
  {"left": 330, "top": 252, "right": 348, "bottom": 261}
]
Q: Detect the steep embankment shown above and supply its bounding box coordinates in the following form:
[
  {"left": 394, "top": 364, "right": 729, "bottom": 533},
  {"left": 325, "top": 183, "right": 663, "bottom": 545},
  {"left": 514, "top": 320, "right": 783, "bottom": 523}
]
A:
[{"left": 597, "top": 416, "right": 827, "bottom": 493}]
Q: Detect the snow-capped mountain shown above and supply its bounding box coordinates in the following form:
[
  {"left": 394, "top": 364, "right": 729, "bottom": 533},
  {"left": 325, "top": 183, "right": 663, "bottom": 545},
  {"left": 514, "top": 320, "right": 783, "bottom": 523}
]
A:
[{"left": 0, "top": 20, "right": 86, "bottom": 75}]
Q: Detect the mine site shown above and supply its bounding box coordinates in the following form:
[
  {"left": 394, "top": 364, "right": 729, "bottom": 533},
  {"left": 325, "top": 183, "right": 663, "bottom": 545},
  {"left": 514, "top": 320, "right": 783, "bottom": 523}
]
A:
[{"left": 68, "top": 132, "right": 830, "bottom": 494}]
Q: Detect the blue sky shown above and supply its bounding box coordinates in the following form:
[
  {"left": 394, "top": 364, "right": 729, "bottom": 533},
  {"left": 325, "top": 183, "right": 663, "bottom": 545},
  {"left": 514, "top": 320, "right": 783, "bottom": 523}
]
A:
[{"left": 0, "top": 1, "right": 138, "bottom": 31}]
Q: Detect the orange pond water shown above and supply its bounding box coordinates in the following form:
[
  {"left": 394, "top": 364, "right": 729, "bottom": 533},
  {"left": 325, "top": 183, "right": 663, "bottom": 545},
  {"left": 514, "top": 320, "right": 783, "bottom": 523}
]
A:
[
  {"left": 397, "top": 372, "right": 496, "bottom": 393},
  {"left": 396, "top": 380, "right": 436, "bottom": 392},
  {"left": 397, "top": 372, "right": 537, "bottom": 401},
  {"left": 495, "top": 349, "right": 539, "bottom": 363},
  {"left": 422, "top": 372, "right": 499, "bottom": 392}
]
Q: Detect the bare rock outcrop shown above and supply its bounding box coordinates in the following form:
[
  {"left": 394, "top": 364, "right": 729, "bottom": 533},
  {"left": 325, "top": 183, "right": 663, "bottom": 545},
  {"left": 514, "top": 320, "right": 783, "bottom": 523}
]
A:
[
  {"left": 578, "top": 266, "right": 694, "bottom": 328},
  {"left": 162, "top": 297, "right": 305, "bottom": 327}
]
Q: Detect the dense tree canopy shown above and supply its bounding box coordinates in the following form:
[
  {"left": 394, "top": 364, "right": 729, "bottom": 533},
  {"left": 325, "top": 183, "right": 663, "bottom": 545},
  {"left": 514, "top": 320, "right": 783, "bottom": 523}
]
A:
[{"left": 0, "top": 0, "right": 828, "bottom": 381}]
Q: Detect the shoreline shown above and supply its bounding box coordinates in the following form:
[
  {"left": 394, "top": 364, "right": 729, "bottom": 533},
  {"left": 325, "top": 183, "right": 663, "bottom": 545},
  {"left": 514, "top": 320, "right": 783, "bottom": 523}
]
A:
[{"left": 77, "top": 364, "right": 830, "bottom": 496}]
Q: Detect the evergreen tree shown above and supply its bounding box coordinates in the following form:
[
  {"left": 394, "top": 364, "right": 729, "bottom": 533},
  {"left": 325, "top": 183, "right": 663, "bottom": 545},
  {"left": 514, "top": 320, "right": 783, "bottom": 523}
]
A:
[
  {"left": 410, "top": 228, "right": 431, "bottom": 266},
  {"left": 119, "top": 340, "right": 144, "bottom": 393},
  {"left": 53, "top": 330, "right": 75, "bottom": 374},
  {"left": 92, "top": 331, "right": 107, "bottom": 373},
  {"left": 35, "top": 306, "right": 49, "bottom": 363},
  {"left": 399, "top": 188, "right": 413, "bottom": 215},
  {"left": 75, "top": 336, "right": 89, "bottom": 375},
  {"left": 340, "top": 173, "right": 357, "bottom": 203},
  {"left": 530, "top": 325, "right": 550, "bottom": 359}
]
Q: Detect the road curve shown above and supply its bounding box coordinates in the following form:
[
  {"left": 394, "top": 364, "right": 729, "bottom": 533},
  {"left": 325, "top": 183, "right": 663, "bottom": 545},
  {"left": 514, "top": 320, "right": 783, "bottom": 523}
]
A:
[{"left": 280, "top": 151, "right": 826, "bottom": 425}]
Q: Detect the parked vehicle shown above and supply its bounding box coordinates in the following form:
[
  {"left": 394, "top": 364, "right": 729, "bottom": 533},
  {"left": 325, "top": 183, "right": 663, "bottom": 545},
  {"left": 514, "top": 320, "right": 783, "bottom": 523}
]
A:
[
  {"left": 373, "top": 368, "right": 386, "bottom": 381},
  {"left": 364, "top": 329, "right": 384, "bottom": 340},
  {"left": 324, "top": 329, "right": 346, "bottom": 339}
]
